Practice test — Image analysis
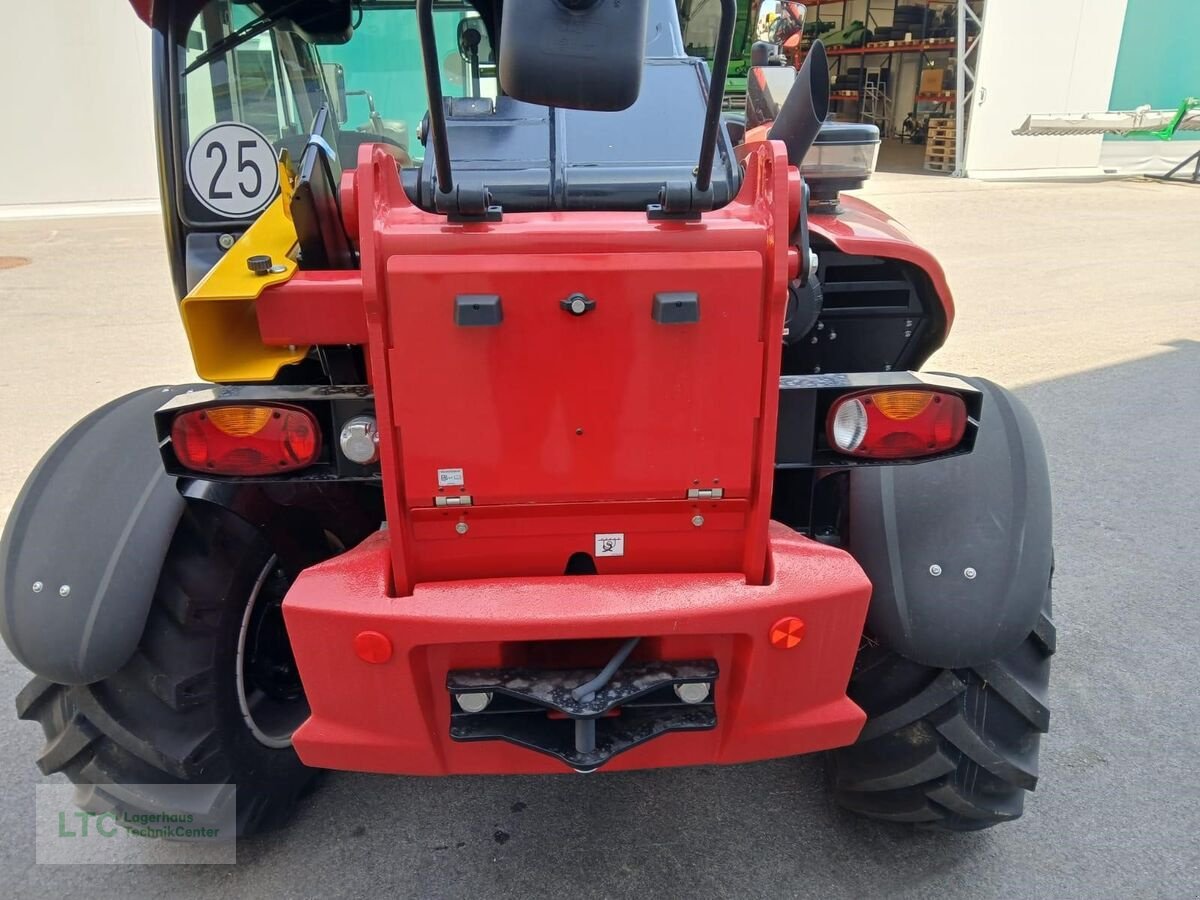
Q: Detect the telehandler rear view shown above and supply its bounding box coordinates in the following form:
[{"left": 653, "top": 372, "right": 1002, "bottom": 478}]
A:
[{"left": 1, "top": 0, "right": 1053, "bottom": 835}]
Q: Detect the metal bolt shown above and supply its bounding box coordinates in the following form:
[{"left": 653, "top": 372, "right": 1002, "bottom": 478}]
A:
[
  {"left": 813, "top": 365, "right": 821, "bottom": 374},
  {"left": 964, "top": 567, "right": 977, "bottom": 580},
  {"left": 269, "top": 264, "right": 287, "bottom": 274},
  {"left": 217, "top": 233, "right": 235, "bottom": 250},
  {"left": 247, "top": 254, "right": 273, "bottom": 275},
  {"left": 31, "top": 581, "right": 43, "bottom": 593},
  {"left": 810, "top": 336, "right": 819, "bottom": 344},
  {"left": 829, "top": 332, "right": 838, "bottom": 341},
  {"left": 674, "top": 682, "right": 711, "bottom": 705},
  {"left": 455, "top": 692, "right": 492, "bottom": 713},
  {"left": 929, "top": 564, "right": 942, "bottom": 577},
  {"left": 692, "top": 515, "right": 705, "bottom": 527},
  {"left": 58, "top": 585, "right": 71, "bottom": 597},
  {"left": 455, "top": 521, "right": 469, "bottom": 535}
]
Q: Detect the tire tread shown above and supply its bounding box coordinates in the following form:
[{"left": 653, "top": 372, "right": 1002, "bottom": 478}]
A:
[{"left": 832, "top": 587, "right": 1053, "bottom": 831}]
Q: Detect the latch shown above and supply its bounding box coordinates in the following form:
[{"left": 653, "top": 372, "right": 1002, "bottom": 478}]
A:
[
  {"left": 686, "top": 488, "right": 724, "bottom": 500},
  {"left": 435, "top": 496, "right": 474, "bottom": 507}
]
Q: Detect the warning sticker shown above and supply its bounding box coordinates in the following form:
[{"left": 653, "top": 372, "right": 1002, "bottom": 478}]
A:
[
  {"left": 594, "top": 533, "right": 625, "bottom": 557},
  {"left": 437, "top": 468, "right": 465, "bottom": 487}
]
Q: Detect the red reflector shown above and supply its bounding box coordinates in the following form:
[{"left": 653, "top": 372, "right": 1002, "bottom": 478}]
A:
[
  {"left": 770, "top": 616, "right": 806, "bottom": 650},
  {"left": 827, "top": 389, "right": 966, "bottom": 459},
  {"left": 171, "top": 404, "right": 321, "bottom": 475},
  {"left": 353, "top": 631, "right": 393, "bottom": 664}
]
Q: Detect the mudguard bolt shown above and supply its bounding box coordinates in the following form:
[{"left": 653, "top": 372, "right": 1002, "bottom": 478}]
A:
[
  {"left": 455, "top": 521, "right": 469, "bottom": 535},
  {"left": 929, "top": 564, "right": 942, "bottom": 576},
  {"left": 31, "top": 581, "right": 43, "bottom": 593},
  {"left": 964, "top": 567, "right": 977, "bottom": 579},
  {"left": 692, "top": 515, "right": 705, "bottom": 527},
  {"left": 218, "top": 233, "right": 235, "bottom": 250},
  {"left": 58, "top": 585, "right": 71, "bottom": 597}
]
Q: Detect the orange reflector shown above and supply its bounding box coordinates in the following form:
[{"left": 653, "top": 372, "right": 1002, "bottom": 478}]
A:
[
  {"left": 354, "top": 631, "right": 393, "bottom": 664},
  {"left": 205, "top": 405, "right": 274, "bottom": 436},
  {"left": 870, "top": 390, "right": 933, "bottom": 421},
  {"left": 770, "top": 616, "right": 806, "bottom": 650}
]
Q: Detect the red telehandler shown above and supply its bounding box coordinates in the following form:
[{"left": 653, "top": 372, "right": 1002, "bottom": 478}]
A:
[{"left": 1, "top": 0, "right": 1052, "bottom": 835}]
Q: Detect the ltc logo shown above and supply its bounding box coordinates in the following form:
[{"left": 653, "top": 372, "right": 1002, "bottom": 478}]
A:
[{"left": 594, "top": 533, "right": 625, "bottom": 557}]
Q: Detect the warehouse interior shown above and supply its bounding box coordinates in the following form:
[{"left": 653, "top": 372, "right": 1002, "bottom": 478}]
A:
[{"left": 772, "top": 0, "right": 1198, "bottom": 179}]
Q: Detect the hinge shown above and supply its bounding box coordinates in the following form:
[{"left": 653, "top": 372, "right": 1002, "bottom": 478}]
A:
[
  {"left": 434, "top": 496, "right": 473, "bottom": 507},
  {"left": 687, "top": 488, "right": 724, "bottom": 500}
]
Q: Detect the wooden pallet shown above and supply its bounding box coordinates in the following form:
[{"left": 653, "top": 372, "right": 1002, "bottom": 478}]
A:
[
  {"left": 926, "top": 136, "right": 956, "bottom": 149},
  {"left": 927, "top": 127, "right": 956, "bottom": 140},
  {"left": 923, "top": 159, "right": 955, "bottom": 173},
  {"left": 924, "top": 144, "right": 956, "bottom": 160},
  {"left": 928, "top": 117, "right": 954, "bottom": 127}
]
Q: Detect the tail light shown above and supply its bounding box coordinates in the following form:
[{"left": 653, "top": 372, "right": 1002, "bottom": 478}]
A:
[
  {"left": 827, "top": 389, "right": 967, "bottom": 460},
  {"left": 170, "top": 404, "right": 321, "bottom": 476}
]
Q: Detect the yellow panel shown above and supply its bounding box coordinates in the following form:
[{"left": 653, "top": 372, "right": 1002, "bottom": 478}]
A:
[{"left": 180, "top": 162, "right": 309, "bottom": 382}]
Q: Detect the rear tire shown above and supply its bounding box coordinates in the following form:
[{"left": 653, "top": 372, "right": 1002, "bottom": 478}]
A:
[
  {"left": 830, "top": 584, "right": 1054, "bottom": 830},
  {"left": 16, "top": 506, "right": 319, "bottom": 836}
]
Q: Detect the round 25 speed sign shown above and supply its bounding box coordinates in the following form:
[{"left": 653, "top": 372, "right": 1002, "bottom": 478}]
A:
[{"left": 185, "top": 122, "right": 280, "bottom": 219}]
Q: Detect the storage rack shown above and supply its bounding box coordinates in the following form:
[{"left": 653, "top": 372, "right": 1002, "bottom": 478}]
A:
[{"left": 804, "top": 0, "right": 986, "bottom": 175}]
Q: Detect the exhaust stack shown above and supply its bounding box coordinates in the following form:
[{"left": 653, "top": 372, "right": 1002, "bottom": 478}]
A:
[{"left": 768, "top": 42, "right": 831, "bottom": 166}]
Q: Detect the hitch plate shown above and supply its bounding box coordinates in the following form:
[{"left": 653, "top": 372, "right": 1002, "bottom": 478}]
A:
[{"left": 447, "top": 659, "right": 718, "bottom": 771}]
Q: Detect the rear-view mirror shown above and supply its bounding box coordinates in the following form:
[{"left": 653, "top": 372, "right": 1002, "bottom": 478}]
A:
[{"left": 499, "top": 0, "right": 649, "bottom": 112}]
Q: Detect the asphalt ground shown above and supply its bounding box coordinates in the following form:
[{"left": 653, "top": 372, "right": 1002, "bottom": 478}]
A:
[{"left": 0, "top": 172, "right": 1197, "bottom": 898}]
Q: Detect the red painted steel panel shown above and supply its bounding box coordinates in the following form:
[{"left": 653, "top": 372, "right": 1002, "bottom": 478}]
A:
[
  {"left": 256, "top": 271, "right": 368, "bottom": 346},
  {"left": 348, "top": 142, "right": 793, "bottom": 592},
  {"left": 406, "top": 499, "right": 748, "bottom": 583},
  {"left": 386, "top": 252, "right": 765, "bottom": 508}
]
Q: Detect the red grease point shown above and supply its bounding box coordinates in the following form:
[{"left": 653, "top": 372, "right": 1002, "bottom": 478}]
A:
[
  {"left": 354, "top": 631, "right": 393, "bottom": 664},
  {"left": 769, "top": 616, "right": 806, "bottom": 650}
]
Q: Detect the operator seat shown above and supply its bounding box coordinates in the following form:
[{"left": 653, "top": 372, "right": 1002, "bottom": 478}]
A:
[{"left": 408, "top": 59, "right": 741, "bottom": 213}]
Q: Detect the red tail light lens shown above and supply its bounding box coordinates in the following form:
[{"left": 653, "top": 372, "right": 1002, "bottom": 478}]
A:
[
  {"left": 827, "top": 389, "right": 967, "bottom": 459},
  {"left": 171, "top": 404, "right": 321, "bottom": 475}
]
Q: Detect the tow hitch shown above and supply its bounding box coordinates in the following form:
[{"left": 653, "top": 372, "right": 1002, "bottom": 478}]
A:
[{"left": 447, "top": 643, "right": 718, "bottom": 772}]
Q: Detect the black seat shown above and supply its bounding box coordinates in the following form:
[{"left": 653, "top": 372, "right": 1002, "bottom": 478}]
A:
[{"left": 410, "top": 58, "right": 741, "bottom": 213}]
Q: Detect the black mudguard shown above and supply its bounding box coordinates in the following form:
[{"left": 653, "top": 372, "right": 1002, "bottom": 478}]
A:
[
  {"left": 848, "top": 377, "right": 1053, "bottom": 669},
  {"left": 0, "top": 385, "right": 204, "bottom": 684}
]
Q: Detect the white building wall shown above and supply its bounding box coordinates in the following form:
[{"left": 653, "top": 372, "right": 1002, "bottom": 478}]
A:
[
  {"left": 0, "top": 0, "right": 158, "bottom": 213},
  {"left": 964, "top": 0, "right": 1128, "bottom": 179}
]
